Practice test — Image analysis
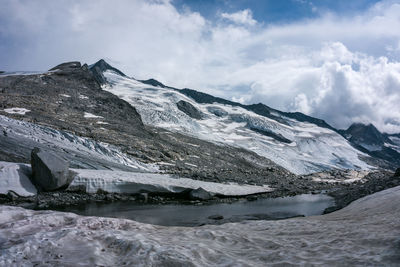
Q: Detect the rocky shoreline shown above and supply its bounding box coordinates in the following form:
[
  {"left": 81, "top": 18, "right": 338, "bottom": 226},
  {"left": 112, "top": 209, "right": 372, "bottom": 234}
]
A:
[{"left": 2, "top": 168, "right": 399, "bottom": 218}]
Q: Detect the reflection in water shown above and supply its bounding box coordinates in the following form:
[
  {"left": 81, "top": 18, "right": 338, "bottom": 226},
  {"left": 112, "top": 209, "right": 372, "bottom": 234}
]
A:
[{"left": 53, "top": 194, "right": 335, "bottom": 226}]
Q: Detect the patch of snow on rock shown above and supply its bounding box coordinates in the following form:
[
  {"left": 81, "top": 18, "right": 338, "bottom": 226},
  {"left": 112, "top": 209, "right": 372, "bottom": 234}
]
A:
[
  {"left": 0, "top": 115, "right": 157, "bottom": 172},
  {"left": 59, "top": 94, "right": 71, "bottom": 98},
  {"left": 84, "top": 112, "right": 103, "bottom": 119},
  {"left": 3, "top": 108, "right": 30, "bottom": 115}
]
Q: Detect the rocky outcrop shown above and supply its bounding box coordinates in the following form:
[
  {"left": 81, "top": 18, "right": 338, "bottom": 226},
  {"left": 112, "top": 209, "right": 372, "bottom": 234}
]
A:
[
  {"left": 31, "top": 148, "right": 75, "bottom": 191},
  {"left": 89, "top": 59, "right": 126, "bottom": 85},
  {"left": 177, "top": 100, "right": 203, "bottom": 120}
]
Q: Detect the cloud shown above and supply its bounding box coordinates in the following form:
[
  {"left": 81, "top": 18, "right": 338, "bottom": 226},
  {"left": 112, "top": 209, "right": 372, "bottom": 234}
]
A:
[
  {"left": 0, "top": 0, "right": 400, "bottom": 133},
  {"left": 220, "top": 9, "right": 257, "bottom": 26}
]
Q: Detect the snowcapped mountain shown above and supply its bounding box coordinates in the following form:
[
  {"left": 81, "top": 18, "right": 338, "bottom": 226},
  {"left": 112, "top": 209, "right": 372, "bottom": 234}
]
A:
[
  {"left": 1, "top": 59, "right": 398, "bottom": 178},
  {"left": 339, "top": 123, "right": 400, "bottom": 167},
  {"left": 95, "top": 61, "right": 373, "bottom": 174}
]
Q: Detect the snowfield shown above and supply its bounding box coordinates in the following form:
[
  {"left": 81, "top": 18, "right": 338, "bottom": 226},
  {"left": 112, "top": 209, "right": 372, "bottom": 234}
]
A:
[
  {"left": 1, "top": 186, "right": 399, "bottom": 266},
  {"left": 103, "top": 71, "right": 371, "bottom": 174},
  {"left": 0, "top": 115, "right": 157, "bottom": 172},
  {"left": 68, "top": 169, "right": 273, "bottom": 196}
]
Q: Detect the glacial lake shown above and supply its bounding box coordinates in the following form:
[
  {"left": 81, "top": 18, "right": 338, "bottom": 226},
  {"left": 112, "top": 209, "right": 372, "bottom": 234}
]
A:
[{"left": 51, "top": 194, "right": 335, "bottom": 226}]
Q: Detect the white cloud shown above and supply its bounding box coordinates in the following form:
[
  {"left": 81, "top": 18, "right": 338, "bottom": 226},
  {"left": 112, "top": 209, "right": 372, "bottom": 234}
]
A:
[
  {"left": 220, "top": 9, "right": 257, "bottom": 26},
  {"left": 1, "top": 0, "right": 400, "bottom": 133}
]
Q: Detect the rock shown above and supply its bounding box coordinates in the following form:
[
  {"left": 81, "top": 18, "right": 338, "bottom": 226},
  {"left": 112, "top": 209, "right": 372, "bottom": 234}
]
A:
[
  {"left": 176, "top": 100, "right": 203, "bottom": 120},
  {"left": 394, "top": 168, "right": 400, "bottom": 177},
  {"left": 208, "top": 214, "right": 224, "bottom": 220},
  {"left": 7, "top": 191, "right": 19, "bottom": 201},
  {"left": 30, "top": 148, "right": 75, "bottom": 191},
  {"left": 138, "top": 193, "right": 149, "bottom": 202},
  {"left": 49, "top": 61, "right": 81, "bottom": 71},
  {"left": 189, "top": 187, "right": 212, "bottom": 200}
]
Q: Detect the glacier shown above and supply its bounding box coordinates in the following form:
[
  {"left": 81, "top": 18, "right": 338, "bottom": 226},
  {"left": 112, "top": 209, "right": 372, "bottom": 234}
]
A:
[
  {"left": 0, "top": 115, "right": 157, "bottom": 172},
  {"left": 0, "top": 185, "right": 399, "bottom": 266},
  {"left": 103, "top": 70, "right": 371, "bottom": 174}
]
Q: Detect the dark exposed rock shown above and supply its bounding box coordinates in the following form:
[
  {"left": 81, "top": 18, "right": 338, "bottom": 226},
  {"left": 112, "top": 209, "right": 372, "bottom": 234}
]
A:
[
  {"left": 208, "top": 214, "right": 224, "bottom": 220},
  {"left": 176, "top": 100, "right": 203, "bottom": 120},
  {"left": 30, "top": 148, "right": 75, "bottom": 191},
  {"left": 7, "top": 191, "right": 19, "bottom": 201},
  {"left": 89, "top": 59, "right": 126, "bottom": 85},
  {"left": 342, "top": 123, "right": 386, "bottom": 150},
  {"left": 338, "top": 123, "right": 400, "bottom": 169},
  {"left": 206, "top": 106, "right": 228, "bottom": 117},
  {"left": 189, "top": 187, "right": 212, "bottom": 200},
  {"left": 49, "top": 61, "right": 81, "bottom": 71},
  {"left": 249, "top": 126, "right": 292, "bottom": 143},
  {"left": 394, "top": 168, "right": 400, "bottom": 177},
  {"left": 139, "top": 78, "right": 166, "bottom": 88}
]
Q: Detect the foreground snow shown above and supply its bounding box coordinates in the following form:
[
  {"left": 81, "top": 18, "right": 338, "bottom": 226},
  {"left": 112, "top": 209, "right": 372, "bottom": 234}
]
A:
[
  {"left": 103, "top": 71, "right": 370, "bottom": 175},
  {"left": 69, "top": 169, "right": 273, "bottom": 196},
  {"left": 1, "top": 186, "right": 399, "bottom": 266}
]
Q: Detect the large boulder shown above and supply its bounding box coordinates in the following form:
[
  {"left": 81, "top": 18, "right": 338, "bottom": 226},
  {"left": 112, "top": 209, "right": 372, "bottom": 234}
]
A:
[
  {"left": 31, "top": 148, "right": 75, "bottom": 191},
  {"left": 189, "top": 187, "right": 212, "bottom": 200}
]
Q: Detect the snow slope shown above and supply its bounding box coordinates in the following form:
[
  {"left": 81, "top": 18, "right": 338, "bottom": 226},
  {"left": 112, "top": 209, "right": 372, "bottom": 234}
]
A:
[
  {"left": 68, "top": 169, "right": 272, "bottom": 196},
  {"left": 1, "top": 186, "right": 399, "bottom": 266},
  {"left": 0, "top": 162, "right": 36, "bottom": 197},
  {"left": 103, "top": 71, "right": 370, "bottom": 174},
  {"left": 0, "top": 115, "right": 157, "bottom": 172}
]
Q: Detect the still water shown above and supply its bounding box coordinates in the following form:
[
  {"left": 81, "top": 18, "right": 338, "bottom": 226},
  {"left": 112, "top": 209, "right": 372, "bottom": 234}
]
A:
[{"left": 54, "top": 194, "right": 335, "bottom": 226}]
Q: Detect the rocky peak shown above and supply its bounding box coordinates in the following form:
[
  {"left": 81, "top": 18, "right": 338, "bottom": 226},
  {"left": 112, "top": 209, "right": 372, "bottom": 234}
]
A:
[
  {"left": 89, "top": 59, "right": 126, "bottom": 85},
  {"left": 344, "top": 123, "right": 385, "bottom": 151}
]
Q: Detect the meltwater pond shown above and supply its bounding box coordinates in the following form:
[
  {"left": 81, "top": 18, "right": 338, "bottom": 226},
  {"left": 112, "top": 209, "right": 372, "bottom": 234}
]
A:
[{"left": 53, "top": 194, "right": 335, "bottom": 226}]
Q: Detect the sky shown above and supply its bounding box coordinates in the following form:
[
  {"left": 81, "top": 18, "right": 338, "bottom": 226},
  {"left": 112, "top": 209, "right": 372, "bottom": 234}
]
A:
[{"left": 1, "top": 0, "right": 400, "bottom": 133}]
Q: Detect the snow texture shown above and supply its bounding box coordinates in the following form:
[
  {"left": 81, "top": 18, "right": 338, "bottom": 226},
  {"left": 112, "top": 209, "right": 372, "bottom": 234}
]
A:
[
  {"left": 0, "top": 115, "right": 157, "bottom": 172},
  {"left": 3, "top": 107, "right": 30, "bottom": 115},
  {"left": 0, "top": 162, "right": 36, "bottom": 196},
  {"left": 1, "top": 186, "right": 399, "bottom": 266},
  {"left": 83, "top": 112, "right": 103, "bottom": 119},
  {"left": 103, "top": 70, "right": 371, "bottom": 174},
  {"left": 68, "top": 169, "right": 272, "bottom": 196}
]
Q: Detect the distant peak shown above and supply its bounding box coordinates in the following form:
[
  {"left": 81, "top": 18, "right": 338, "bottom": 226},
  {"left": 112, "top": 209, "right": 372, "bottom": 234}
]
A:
[{"left": 347, "top": 122, "right": 380, "bottom": 133}]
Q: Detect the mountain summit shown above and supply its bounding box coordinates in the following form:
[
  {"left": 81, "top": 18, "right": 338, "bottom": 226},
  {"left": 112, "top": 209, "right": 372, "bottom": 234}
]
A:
[{"left": 89, "top": 59, "right": 127, "bottom": 84}]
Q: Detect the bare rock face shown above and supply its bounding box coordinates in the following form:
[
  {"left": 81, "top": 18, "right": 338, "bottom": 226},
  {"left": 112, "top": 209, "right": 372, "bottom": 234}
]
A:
[
  {"left": 30, "top": 147, "right": 75, "bottom": 191},
  {"left": 176, "top": 100, "right": 204, "bottom": 120},
  {"left": 394, "top": 168, "right": 400, "bottom": 177}
]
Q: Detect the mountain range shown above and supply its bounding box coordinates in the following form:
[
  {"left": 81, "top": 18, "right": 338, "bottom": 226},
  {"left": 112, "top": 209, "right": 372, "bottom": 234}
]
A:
[{"left": 0, "top": 59, "right": 399, "bottom": 181}]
